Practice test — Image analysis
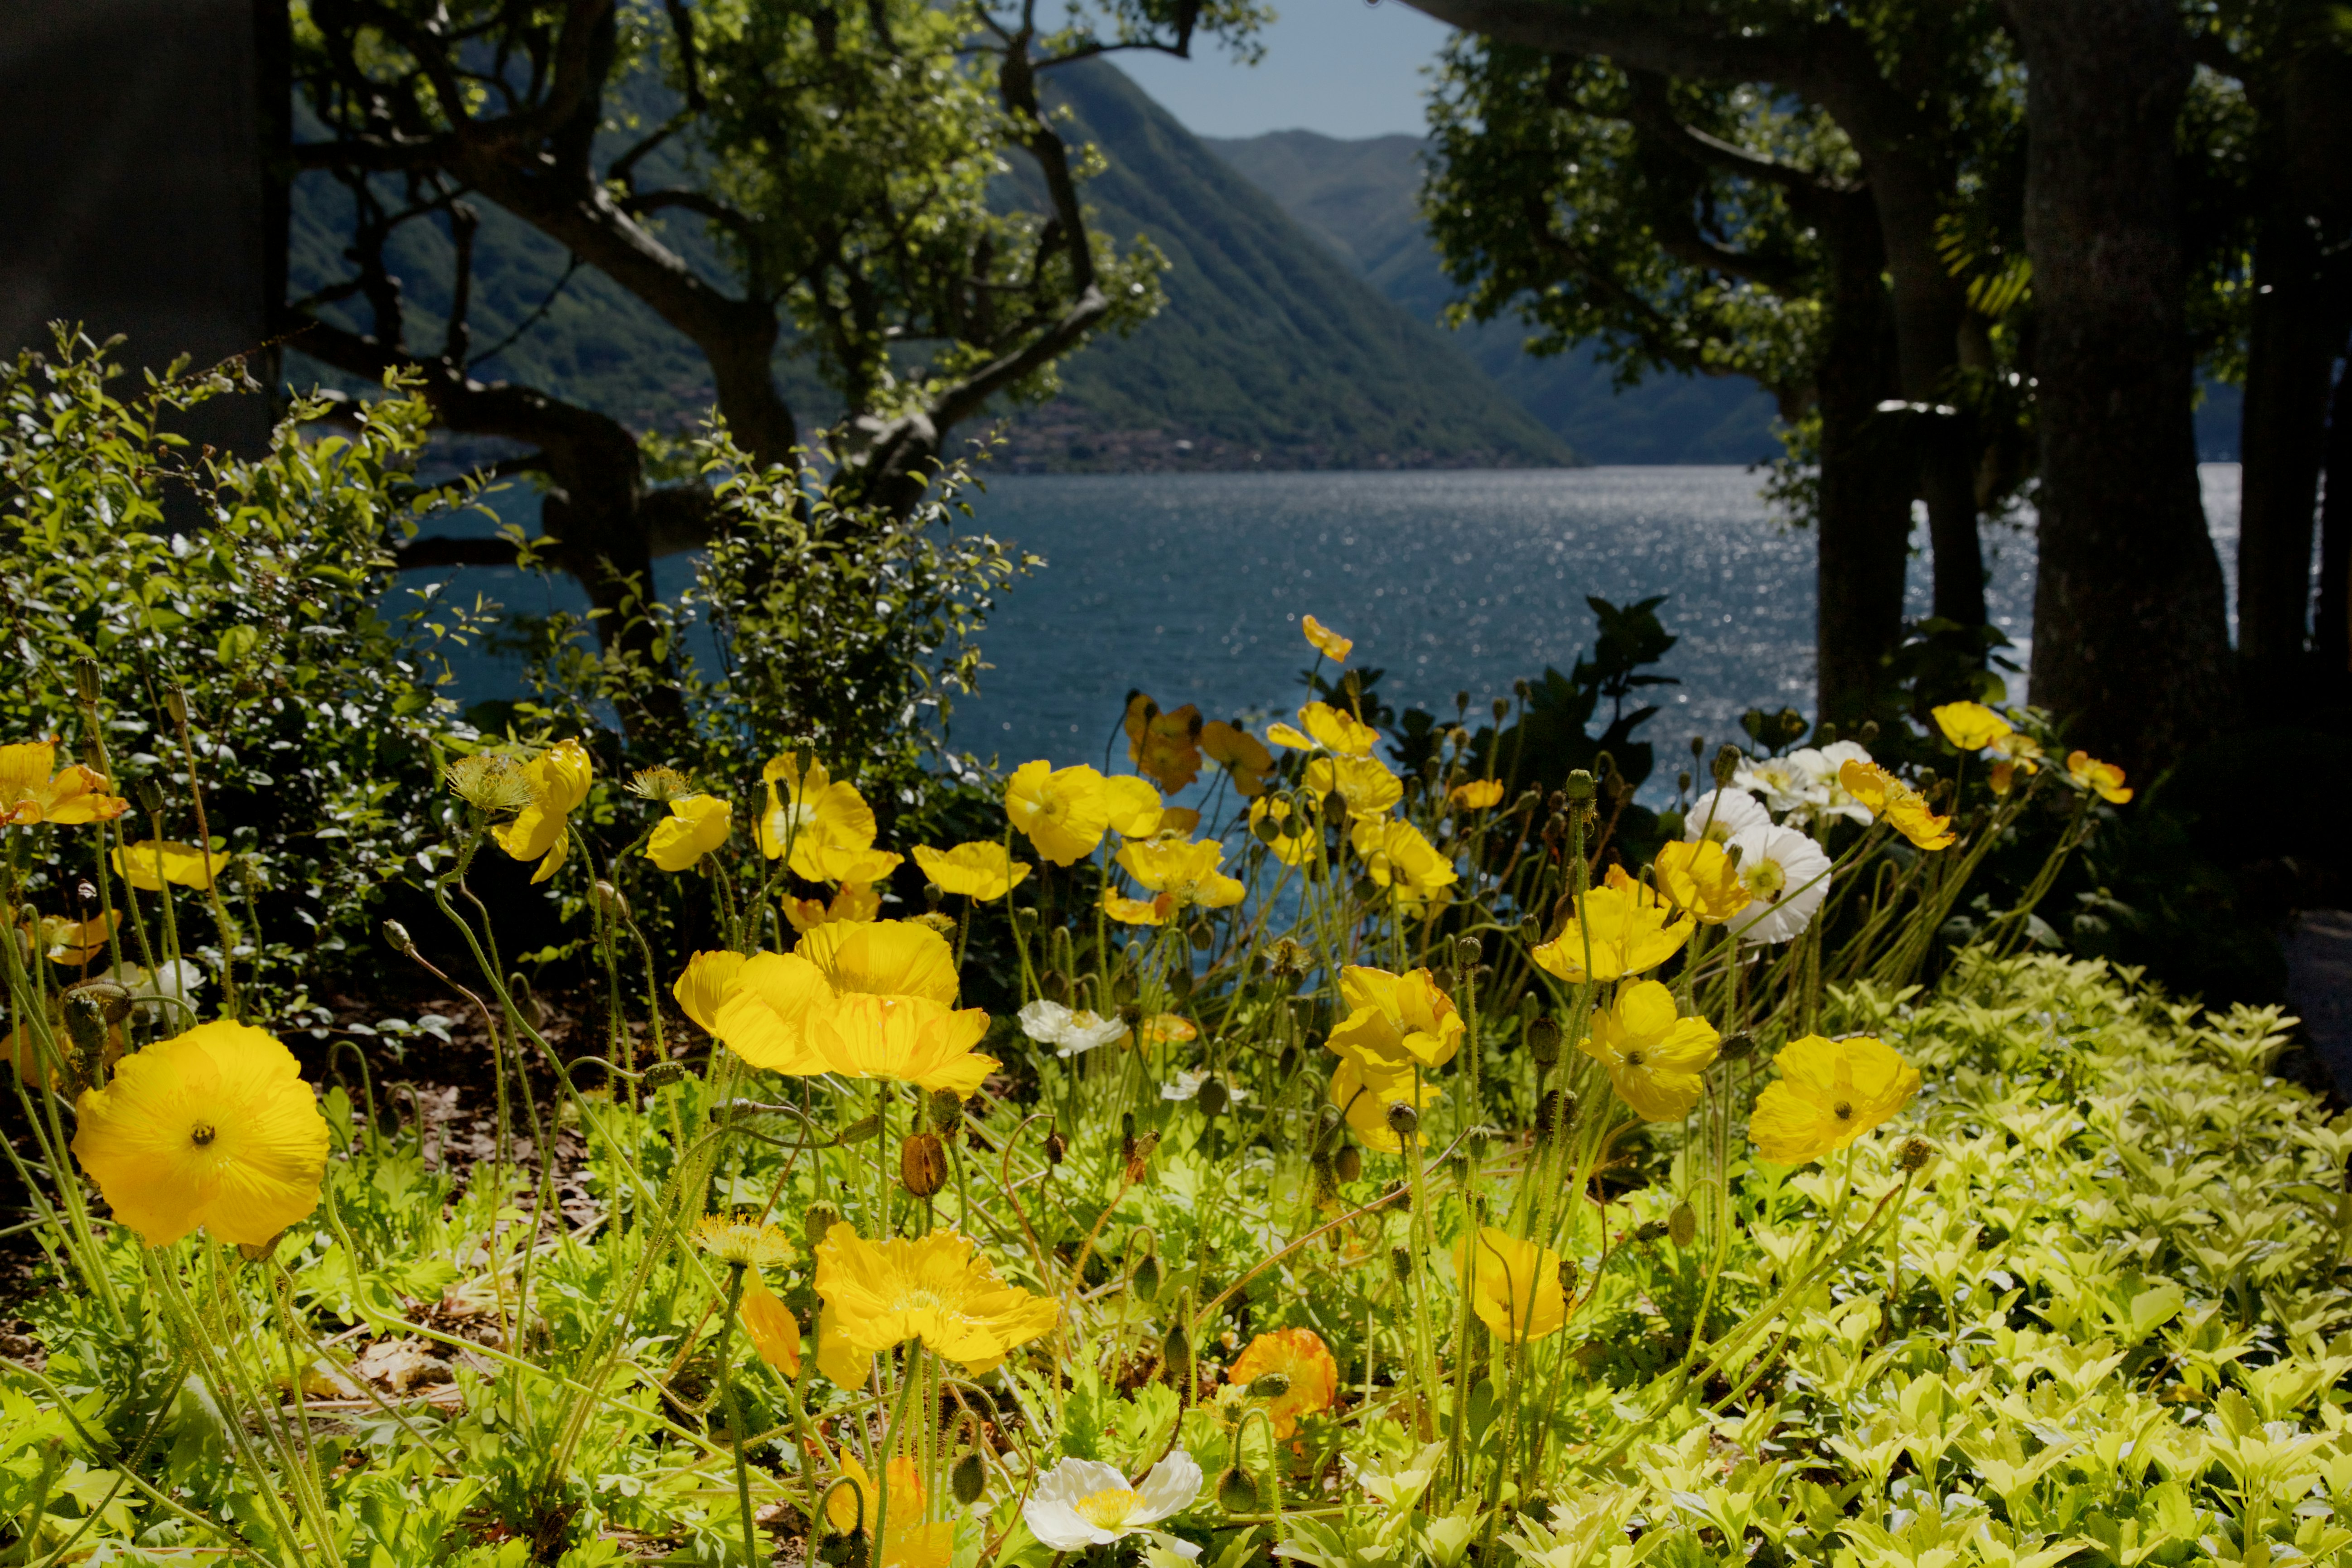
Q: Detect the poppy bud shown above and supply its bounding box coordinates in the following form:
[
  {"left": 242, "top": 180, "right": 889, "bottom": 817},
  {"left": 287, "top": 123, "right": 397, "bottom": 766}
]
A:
[
  {"left": 1384, "top": 1102, "right": 1419, "bottom": 1138},
  {"left": 1112, "top": 973, "right": 1139, "bottom": 1005},
  {"left": 1860, "top": 719, "right": 1880, "bottom": 744},
  {"left": 1518, "top": 915, "right": 1543, "bottom": 945},
  {"left": 900, "top": 1132, "right": 949, "bottom": 1198},
  {"left": 1390, "top": 1245, "right": 1412, "bottom": 1284},
  {"left": 1513, "top": 678, "right": 1531, "bottom": 701},
  {"left": 1247, "top": 1371, "right": 1291, "bottom": 1399},
  {"left": 1453, "top": 935, "right": 1483, "bottom": 970},
  {"left": 642, "top": 1060, "right": 687, "bottom": 1090},
  {"left": 1275, "top": 1043, "right": 1299, "bottom": 1079},
  {"left": 1564, "top": 770, "right": 1594, "bottom": 800},
  {"left": 382, "top": 919, "right": 415, "bottom": 954},
  {"left": 804, "top": 1200, "right": 842, "bottom": 1250},
  {"left": 1196, "top": 1076, "right": 1229, "bottom": 1117},
  {"left": 1560, "top": 1257, "right": 1580, "bottom": 1294},
  {"left": 1668, "top": 1202, "right": 1697, "bottom": 1249},
  {"left": 1492, "top": 697, "right": 1511, "bottom": 723},
  {"left": 1594, "top": 751, "right": 1617, "bottom": 784},
  {"left": 1131, "top": 1252, "right": 1163, "bottom": 1303},
  {"left": 1042, "top": 971, "right": 1072, "bottom": 1005},
  {"left": 1162, "top": 1321, "right": 1191, "bottom": 1376},
  {"left": 164, "top": 687, "right": 188, "bottom": 728},
  {"left": 1527, "top": 1016, "right": 1561, "bottom": 1065},
  {"left": 1217, "top": 1466, "right": 1261, "bottom": 1514},
  {"left": 1632, "top": 1219, "right": 1667, "bottom": 1244},
  {"left": 929, "top": 1088, "right": 965, "bottom": 1131},
  {"left": 1454, "top": 690, "right": 1471, "bottom": 713},
  {"left": 837, "top": 1114, "right": 881, "bottom": 1144},
  {"left": 1816, "top": 722, "right": 1839, "bottom": 746},
  {"left": 1324, "top": 791, "right": 1348, "bottom": 820},
  {"left": 1309, "top": 1151, "right": 1338, "bottom": 1207},
  {"left": 1677, "top": 771, "right": 1693, "bottom": 795},
  {"left": 951, "top": 1451, "right": 988, "bottom": 1506},
  {"left": 1188, "top": 920, "right": 1214, "bottom": 951},
  {"left": 1716, "top": 1030, "right": 1757, "bottom": 1063},
  {"left": 60, "top": 989, "right": 108, "bottom": 1057},
  {"left": 134, "top": 779, "right": 164, "bottom": 815},
  {"left": 1712, "top": 745, "right": 1742, "bottom": 787},
  {"left": 1119, "top": 1002, "right": 1144, "bottom": 1028},
  {"left": 1014, "top": 907, "right": 1039, "bottom": 933},
  {"left": 1043, "top": 1129, "right": 1066, "bottom": 1166},
  {"left": 71, "top": 657, "right": 101, "bottom": 707},
  {"left": 1333, "top": 1143, "right": 1361, "bottom": 1183},
  {"left": 1513, "top": 790, "right": 1541, "bottom": 816},
  {"left": 1898, "top": 1137, "right": 1936, "bottom": 1173},
  {"left": 593, "top": 880, "right": 628, "bottom": 920}
]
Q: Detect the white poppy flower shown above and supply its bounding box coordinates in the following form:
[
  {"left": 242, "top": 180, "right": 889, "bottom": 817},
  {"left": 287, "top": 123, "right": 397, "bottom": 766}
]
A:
[
  {"left": 1732, "top": 757, "right": 1811, "bottom": 817},
  {"left": 1723, "top": 824, "right": 1834, "bottom": 945},
  {"left": 1017, "top": 999, "right": 1130, "bottom": 1058},
  {"left": 1023, "top": 1451, "right": 1203, "bottom": 1556},
  {"left": 1787, "top": 743, "right": 1873, "bottom": 825},
  {"left": 1160, "top": 1068, "right": 1246, "bottom": 1105},
  {"left": 1681, "top": 789, "right": 1768, "bottom": 845}
]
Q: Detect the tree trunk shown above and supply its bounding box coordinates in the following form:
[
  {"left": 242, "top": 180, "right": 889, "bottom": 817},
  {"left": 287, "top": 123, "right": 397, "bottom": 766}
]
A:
[
  {"left": 2007, "top": 0, "right": 2230, "bottom": 773},
  {"left": 2317, "top": 341, "right": 2352, "bottom": 686},
  {"left": 1814, "top": 195, "right": 1913, "bottom": 724}
]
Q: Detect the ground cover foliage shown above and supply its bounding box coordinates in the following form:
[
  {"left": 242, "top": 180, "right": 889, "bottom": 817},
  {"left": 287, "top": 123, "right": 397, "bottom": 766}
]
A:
[{"left": 5, "top": 345, "right": 2351, "bottom": 1568}]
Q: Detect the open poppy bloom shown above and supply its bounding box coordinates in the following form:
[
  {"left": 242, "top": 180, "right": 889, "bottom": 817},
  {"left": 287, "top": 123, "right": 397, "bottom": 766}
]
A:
[
  {"left": 486, "top": 738, "right": 593, "bottom": 883},
  {"left": 1653, "top": 839, "right": 1752, "bottom": 925},
  {"left": 1531, "top": 867, "right": 1694, "bottom": 983},
  {"left": 36, "top": 911, "right": 117, "bottom": 967},
  {"left": 1329, "top": 1052, "right": 1439, "bottom": 1153},
  {"left": 1019, "top": 1000, "right": 1130, "bottom": 1056},
  {"left": 673, "top": 950, "right": 749, "bottom": 1033},
  {"left": 796, "top": 994, "right": 1000, "bottom": 1094},
  {"left": 785, "top": 880, "right": 884, "bottom": 934},
  {"left": 1455, "top": 1225, "right": 1566, "bottom": 1342},
  {"left": 1581, "top": 979, "right": 1721, "bottom": 1121},
  {"left": 1024, "top": 1452, "right": 1204, "bottom": 1558},
  {"left": 1126, "top": 695, "right": 1206, "bottom": 793},
  {"left": 1350, "top": 819, "right": 1457, "bottom": 907},
  {"left": 1201, "top": 720, "right": 1275, "bottom": 796},
  {"left": 0, "top": 740, "right": 129, "bottom": 826},
  {"left": 1248, "top": 796, "right": 1318, "bottom": 866},
  {"left": 828, "top": 1448, "right": 951, "bottom": 1568},
  {"left": 714, "top": 920, "right": 959, "bottom": 1068},
  {"left": 1103, "top": 774, "right": 1166, "bottom": 838},
  {"left": 645, "top": 792, "right": 732, "bottom": 872},
  {"left": 1748, "top": 1033, "right": 1920, "bottom": 1165},
  {"left": 1304, "top": 755, "right": 1402, "bottom": 821},
  {"left": 758, "top": 754, "right": 878, "bottom": 873},
  {"left": 112, "top": 839, "right": 232, "bottom": 892},
  {"left": 1300, "top": 613, "right": 1354, "bottom": 662},
  {"left": 1005, "top": 760, "right": 1112, "bottom": 865},
  {"left": 1838, "top": 760, "right": 1955, "bottom": 850},
  {"left": 813, "top": 1224, "right": 1058, "bottom": 1373},
  {"left": 1117, "top": 838, "right": 1244, "bottom": 909},
  {"left": 1298, "top": 701, "right": 1378, "bottom": 757},
  {"left": 72, "top": 1019, "right": 330, "bottom": 1247},
  {"left": 1327, "top": 965, "right": 1462, "bottom": 1076},
  {"left": 1227, "top": 1327, "right": 1339, "bottom": 1437},
  {"left": 2065, "top": 750, "right": 2132, "bottom": 804},
  {"left": 912, "top": 841, "right": 1029, "bottom": 901},
  {"left": 1931, "top": 701, "right": 2012, "bottom": 752},
  {"left": 1449, "top": 778, "right": 1505, "bottom": 811}
]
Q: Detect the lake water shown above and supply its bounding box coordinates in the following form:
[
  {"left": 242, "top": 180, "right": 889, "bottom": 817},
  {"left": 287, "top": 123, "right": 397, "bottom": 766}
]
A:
[{"left": 414, "top": 464, "right": 2246, "bottom": 801}]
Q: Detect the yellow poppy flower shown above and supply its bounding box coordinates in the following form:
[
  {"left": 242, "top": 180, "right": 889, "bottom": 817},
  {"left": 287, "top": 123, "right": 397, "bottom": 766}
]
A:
[
  {"left": 801, "top": 844, "right": 904, "bottom": 885},
  {"left": 1748, "top": 1033, "right": 1920, "bottom": 1165},
  {"left": 1454, "top": 1225, "right": 1566, "bottom": 1342},
  {"left": 71, "top": 1019, "right": 330, "bottom": 1247},
  {"left": 826, "top": 1450, "right": 952, "bottom": 1568},
  {"left": 7, "top": 1013, "right": 125, "bottom": 1090},
  {"left": 487, "top": 738, "right": 592, "bottom": 883},
  {"left": 673, "top": 950, "right": 749, "bottom": 1034},
  {"left": 738, "top": 1270, "right": 802, "bottom": 1379},
  {"left": 1530, "top": 866, "right": 1695, "bottom": 984},
  {"left": 816, "top": 1301, "right": 872, "bottom": 1388},
  {"left": 1201, "top": 720, "right": 1275, "bottom": 796},
  {"left": 1248, "top": 796, "right": 1318, "bottom": 866},
  {"left": 1143, "top": 1013, "right": 1197, "bottom": 1044},
  {"left": 1653, "top": 839, "right": 1753, "bottom": 925},
  {"left": 1301, "top": 614, "right": 1353, "bottom": 662},
  {"left": 645, "top": 792, "right": 733, "bottom": 872},
  {"left": 1102, "top": 889, "right": 1170, "bottom": 926},
  {"left": 1931, "top": 702, "right": 2012, "bottom": 752},
  {"left": 1266, "top": 722, "right": 1316, "bottom": 751},
  {"left": 713, "top": 920, "right": 957, "bottom": 1070},
  {"left": 1102, "top": 774, "right": 1165, "bottom": 838},
  {"left": 1350, "top": 820, "right": 1457, "bottom": 905},
  {"left": 813, "top": 1224, "right": 1059, "bottom": 1372},
  {"left": 111, "top": 839, "right": 232, "bottom": 892},
  {"left": 799, "top": 994, "right": 1000, "bottom": 1095},
  {"left": 758, "top": 754, "right": 878, "bottom": 871},
  {"left": 0, "top": 740, "right": 129, "bottom": 826},
  {"left": 1299, "top": 702, "right": 1378, "bottom": 757},
  {"left": 1227, "top": 1328, "right": 1339, "bottom": 1438},
  {"left": 1449, "top": 778, "right": 1505, "bottom": 811},
  {"left": 1304, "top": 755, "right": 1402, "bottom": 821},
  {"left": 911, "top": 842, "right": 1030, "bottom": 901},
  {"left": 2065, "top": 750, "right": 2132, "bottom": 804},
  {"left": 1117, "top": 838, "right": 1244, "bottom": 908},
  {"left": 1328, "top": 965, "right": 1462, "bottom": 1076},
  {"left": 37, "top": 911, "right": 116, "bottom": 967},
  {"left": 693, "top": 1214, "right": 797, "bottom": 1268},
  {"left": 785, "top": 881, "right": 884, "bottom": 934},
  {"left": 1837, "top": 760, "right": 1955, "bottom": 850},
  {"left": 1125, "top": 695, "right": 1205, "bottom": 793},
  {"left": 1988, "top": 761, "right": 2021, "bottom": 797},
  {"left": 1004, "top": 761, "right": 1112, "bottom": 866},
  {"left": 1580, "top": 979, "right": 1721, "bottom": 1121},
  {"left": 1328, "top": 1052, "right": 1438, "bottom": 1153}
]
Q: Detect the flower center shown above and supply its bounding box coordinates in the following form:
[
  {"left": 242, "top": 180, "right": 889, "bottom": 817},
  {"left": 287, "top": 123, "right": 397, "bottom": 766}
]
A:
[
  {"left": 891, "top": 1288, "right": 951, "bottom": 1316},
  {"left": 1073, "top": 1486, "right": 1145, "bottom": 1529},
  {"left": 1746, "top": 859, "right": 1787, "bottom": 902},
  {"left": 1832, "top": 1100, "right": 1853, "bottom": 1121},
  {"left": 1623, "top": 1050, "right": 1646, "bottom": 1068},
  {"left": 190, "top": 1121, "right": 216, "bottom": 1147}
]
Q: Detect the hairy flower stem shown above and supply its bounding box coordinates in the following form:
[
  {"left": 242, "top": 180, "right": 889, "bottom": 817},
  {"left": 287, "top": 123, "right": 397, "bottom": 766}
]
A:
[
  {"left": 719, "top": 1264, "right": 763, "bottom": 1568},
  {"left": 166, "top": 695, "right": 243, "bottom": 1019},
  {"left": 1401, "top": 1114, "right": 1445, "bottom": 1441}
]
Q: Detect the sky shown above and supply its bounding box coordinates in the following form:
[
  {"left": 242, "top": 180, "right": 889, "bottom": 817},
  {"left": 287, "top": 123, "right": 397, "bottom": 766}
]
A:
[{"left": 1114, "top": 0, "right": 1454, "bottom": 140}]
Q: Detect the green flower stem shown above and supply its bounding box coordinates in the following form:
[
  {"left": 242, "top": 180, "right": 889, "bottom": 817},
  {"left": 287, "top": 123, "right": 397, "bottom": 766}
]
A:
[{"left": 719, "top": 1264, "right": 763, "bottom": 1568}]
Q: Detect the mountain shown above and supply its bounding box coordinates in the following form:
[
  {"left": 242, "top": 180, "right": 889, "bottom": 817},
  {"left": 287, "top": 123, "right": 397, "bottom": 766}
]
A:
[
  {"left": 1202, "top": 130, "right": 1785, "bottom": 465},
  {"left": 285, "top": 65, "right": 1568, "bottom": 473}
]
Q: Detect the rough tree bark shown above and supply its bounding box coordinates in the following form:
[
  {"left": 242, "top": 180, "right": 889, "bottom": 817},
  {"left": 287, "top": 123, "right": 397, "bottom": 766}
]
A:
[
  {"left": 2006, "top": 0, "right": 2231, "bottom": 772},
  {"left": 2233, "top": 38, "right": 2352, "bottom": 679}
]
